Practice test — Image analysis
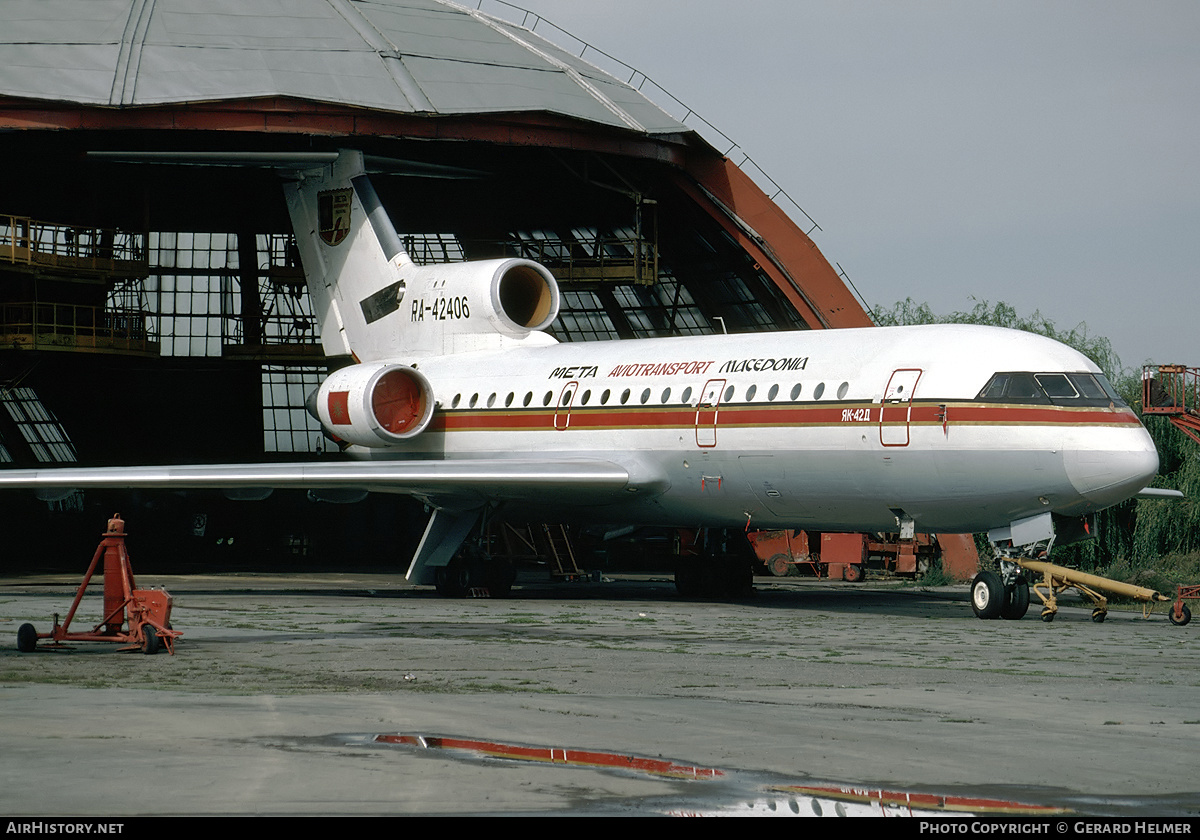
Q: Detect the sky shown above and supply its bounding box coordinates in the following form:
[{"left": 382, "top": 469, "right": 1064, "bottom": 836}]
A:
[{"left": 507, "top": 0, "right": 1200, "bottom": 372}]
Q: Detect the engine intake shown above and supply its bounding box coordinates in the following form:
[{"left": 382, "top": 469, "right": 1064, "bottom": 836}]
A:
[
  {"left": 315, "top": 363, "right": 434, "bottom": 447},
  {"left": 494, "top": 260, "right": 557, "bottom": 332}
]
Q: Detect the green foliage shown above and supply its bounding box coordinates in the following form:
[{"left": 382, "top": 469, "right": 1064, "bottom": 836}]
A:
[
  {"left": 872, "top": 297, "right": 1121, "bottom": 378},
  {"left": 1130, "top": 418, "right": 1200, "bottom": 559},
  {"left": 873, "top": 298, "right": 1199, "bottom": 569}
]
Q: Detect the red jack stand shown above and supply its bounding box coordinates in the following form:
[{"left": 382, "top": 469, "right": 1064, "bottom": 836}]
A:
[{"left": 16, "top": 513, "right": 182, "bottom": 655}]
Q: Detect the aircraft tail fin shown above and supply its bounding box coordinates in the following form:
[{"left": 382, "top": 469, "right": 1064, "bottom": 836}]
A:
[
  {"left": 282, "top": 150, "right": 559, "bottom": 363},
  {"left": 282, "top": 150, "right": 413, "bottom": 362}
]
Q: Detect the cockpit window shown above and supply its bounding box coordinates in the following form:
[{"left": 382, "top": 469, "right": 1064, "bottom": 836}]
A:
[
  {"left": 977, "top": 372, "right": 1126, "bottom": 407},
  {"left": 1069, "top": 373, "right": 1108, "bottom": 400},
  {"left": 977, "top": 372, "right": 1046, "bottom": 402},
  {"left": 1092, "top": 373, "right": 1128, "bottom": 406},
  {"left": 1035, "top": 374, "right": 1077, "bottom": 398}
]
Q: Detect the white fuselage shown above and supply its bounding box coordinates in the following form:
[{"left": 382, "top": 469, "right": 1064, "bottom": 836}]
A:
[{"left": 350, "top": 323, "right": 1158, "bottom": 534}]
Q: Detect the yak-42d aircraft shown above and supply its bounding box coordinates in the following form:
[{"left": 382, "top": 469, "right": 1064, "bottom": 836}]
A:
[{"left": 0, "top": 150, "right": 1172, "bottom": 610}]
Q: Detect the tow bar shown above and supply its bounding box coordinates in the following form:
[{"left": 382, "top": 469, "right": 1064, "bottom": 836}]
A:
[{"left": 1017, "top": 558, "right": 1174, "bottom": 624}]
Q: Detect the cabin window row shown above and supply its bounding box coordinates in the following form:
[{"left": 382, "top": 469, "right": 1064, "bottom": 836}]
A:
[{"left": 446, "top": 381, "right": 852, "bottom": 410}]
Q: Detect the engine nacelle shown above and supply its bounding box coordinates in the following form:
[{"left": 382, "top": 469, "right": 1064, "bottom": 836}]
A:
[
  {"left": 410, "top": 257, "right": 559, "bottom": 344},
  {"left": 314, "top": 363, "right": 435, "bottom": 447},
  {"left": 484, "top": 258, "right": 559, "bottom": 336}
]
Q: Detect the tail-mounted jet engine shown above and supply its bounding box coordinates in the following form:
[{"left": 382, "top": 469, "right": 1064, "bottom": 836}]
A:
[
  {"left": 482, "top": 258, "right": 559, "bottom": 336},
  {"left": 409, "top": 257, "right": 560, "bottom": 349},
  {"left": 313, "top": 363, "right": 435, "bottom": 447}
]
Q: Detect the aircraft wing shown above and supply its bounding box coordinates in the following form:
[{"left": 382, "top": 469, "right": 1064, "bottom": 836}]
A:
[{"left": 0, "top": 458, "right": 642, "bottom": 508}]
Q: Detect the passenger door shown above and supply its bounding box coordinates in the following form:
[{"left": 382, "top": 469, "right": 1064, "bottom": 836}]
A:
[
  {"left": 695, "top": 378, "right": 725, "bottom": 447},
  {"left": 879, "top": 369, "right": 922, "bottom": 446}
]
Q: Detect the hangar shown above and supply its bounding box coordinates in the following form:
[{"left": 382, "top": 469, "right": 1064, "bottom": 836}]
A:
[{"left": 0, "top": 0, "right": 871, "bottom": 567}]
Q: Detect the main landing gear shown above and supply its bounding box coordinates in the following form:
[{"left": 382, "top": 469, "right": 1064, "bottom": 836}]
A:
[
  {"left": 434, "top": 543, "right": 515, "bottom": 598},
  {"left": 674, "top": 528, "right": 756, "bottom": 599}
]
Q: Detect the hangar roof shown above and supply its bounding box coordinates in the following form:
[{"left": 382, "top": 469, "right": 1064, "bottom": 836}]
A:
[{"left": 1, "top": 0, "right": 688, "bottom": 135}]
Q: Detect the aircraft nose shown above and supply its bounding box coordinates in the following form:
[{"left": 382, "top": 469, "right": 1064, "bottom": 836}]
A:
[{"left": 1063, "top": 426, "right": 1160, "bottom": 508}]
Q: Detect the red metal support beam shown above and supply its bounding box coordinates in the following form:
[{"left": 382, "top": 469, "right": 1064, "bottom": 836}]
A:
[{"left": 0, "top": 96, "right": 690, "bottom": 166}]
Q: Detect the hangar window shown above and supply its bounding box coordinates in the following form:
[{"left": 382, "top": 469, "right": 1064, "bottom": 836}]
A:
[
  {"left": 0, "top": 388, "right": 74, "bottom": 463},
  {"left": 262, "top": 365, "right": 324, "bottom": 453},
  {"left": 553, "top": 290, "right": 620, "bottom": 342},
  {"left": 703, "top": 271, "right": 788, "bottom": 332},
  {"left": 611, "top": 278, "right": 710, "bottom": 338},
  {"left": 152, "top": 231, "right": 235, "bottom": 357}
]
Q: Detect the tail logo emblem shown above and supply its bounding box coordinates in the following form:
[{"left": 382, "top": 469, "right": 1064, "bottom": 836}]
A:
[{"left": 318, "top": 188, "right": 353, "bottom": 247}]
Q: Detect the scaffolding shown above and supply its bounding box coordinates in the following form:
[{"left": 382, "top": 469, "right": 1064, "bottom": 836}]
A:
[{"left": 1143, "top": 364, "right": 1200, "bottom": 445}]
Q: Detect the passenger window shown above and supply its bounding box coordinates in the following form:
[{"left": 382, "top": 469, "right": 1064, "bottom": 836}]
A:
[
  {"left": 452, "top": 394, "right": 461, "bottom": 408},
  {"left": 640, "top": 388, "right": 651, "bottom": 404},
  {"left": 523, "top": 392, "right": 533, "bottom": 407},
  {"left": 837, "top": 382, "right": 849, "bottom": 399},
  {"left": 724, "top": 385, "right": 735, "bottom": 402},
  {"left": 470, "top": 393, "right": 479, "bottom": 408},
  {"left": 681, "top": 386, "right": 693, "bottom": 404},
  {"left": 601, "top": 389, "right": 611, "bottom": 405},
  {"left": 621, "top": 389, "right": 631, "bottom": 405},
  {"left": 790, "top": 383, "right": 802, "bottom": 401},
  {"left": 505, "top": 392, "right": 514, "bottom": 407},
  {"left": 487, "top": 393, "right": 496, "bottom": 408},
  {"left": 768, "top": 384, "right": 779, "bottom": 401},
  {"left": 580, "top": 390, "right": 591, "bottom": 405},
  {"left": 543, "top": 391, "right": 553, "bottom": 406},
  {"left": 746, "top": 384, "right": 757, "bottom": 401},
  {"left": 660, "top": 388, "right": 672, "bottom": 404},
  {"left": 813, "top": 382, "right": 825, "bottom": 400}
]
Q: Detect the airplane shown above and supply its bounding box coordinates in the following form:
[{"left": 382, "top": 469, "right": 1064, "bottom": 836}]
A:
[{"left": 0, "top": 149, "right": 1168, "bottom": 611}]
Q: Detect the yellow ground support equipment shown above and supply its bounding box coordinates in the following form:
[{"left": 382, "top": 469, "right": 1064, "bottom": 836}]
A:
[{"left": 1016, "top": 558, "right": 1172, "bottom": 624}]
